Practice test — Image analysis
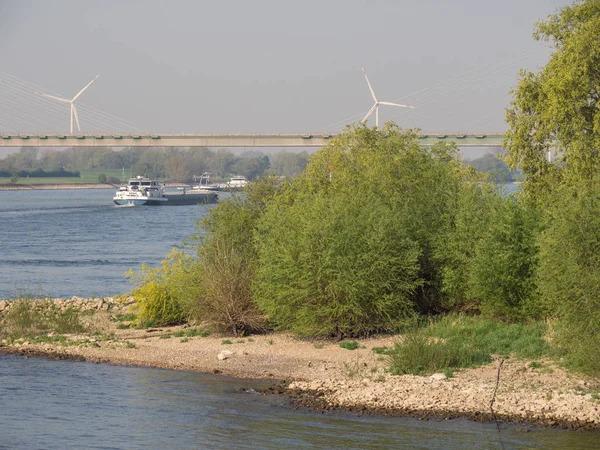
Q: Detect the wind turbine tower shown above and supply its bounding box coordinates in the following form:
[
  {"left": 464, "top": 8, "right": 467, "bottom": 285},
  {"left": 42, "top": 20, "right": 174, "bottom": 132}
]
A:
[
  {"left": 38, "top": 75, "right": 100, "bottom": 133},
  {"left": 361, "top": 68, "right": 414, "bottom": 128}
]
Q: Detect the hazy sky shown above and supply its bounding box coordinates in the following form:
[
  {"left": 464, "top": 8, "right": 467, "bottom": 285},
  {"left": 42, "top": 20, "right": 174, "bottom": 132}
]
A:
[{"left": 0, "top": 0, "right": 570, "bottom": 134}]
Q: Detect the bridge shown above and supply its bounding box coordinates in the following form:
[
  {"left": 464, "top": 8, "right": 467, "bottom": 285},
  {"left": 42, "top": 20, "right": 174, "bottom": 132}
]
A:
[{"left": 0, "top": 132, "right": 505, "bottom": 148}]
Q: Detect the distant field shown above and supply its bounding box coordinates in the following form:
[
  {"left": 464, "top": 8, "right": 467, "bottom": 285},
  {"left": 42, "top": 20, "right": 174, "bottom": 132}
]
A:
[{"left": 0, "top": 169, "right": 127, "bottom": 185}]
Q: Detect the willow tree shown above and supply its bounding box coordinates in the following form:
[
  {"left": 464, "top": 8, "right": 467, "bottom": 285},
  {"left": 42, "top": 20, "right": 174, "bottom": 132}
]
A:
[{"left": 504, "top": 0, "right": 600, "bottom": 201}]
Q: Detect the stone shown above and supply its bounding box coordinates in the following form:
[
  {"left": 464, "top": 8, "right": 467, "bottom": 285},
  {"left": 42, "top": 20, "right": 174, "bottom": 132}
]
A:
[
  {"left": 430, "top": 373, "right": 447, "bottom": 381},
  {"left": 217, "top": 350, "right": 234, "bottom": 361}
]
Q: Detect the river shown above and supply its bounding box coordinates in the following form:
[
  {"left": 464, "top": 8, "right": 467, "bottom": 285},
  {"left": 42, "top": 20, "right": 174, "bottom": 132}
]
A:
[
  {"left": 1, "top": 354, "right": 597, "bottom": 449},
  {"left": 0, "top": 188, "right": 217, "bottom": 299},
  {"left": 0, "top": 188, "right": 597, "bottom": 449}
]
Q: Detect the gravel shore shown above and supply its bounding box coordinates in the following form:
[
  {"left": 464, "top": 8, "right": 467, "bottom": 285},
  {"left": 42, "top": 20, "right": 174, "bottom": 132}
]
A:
[{"left": 1, "top": 297, "right": 599, "bottom": 430}]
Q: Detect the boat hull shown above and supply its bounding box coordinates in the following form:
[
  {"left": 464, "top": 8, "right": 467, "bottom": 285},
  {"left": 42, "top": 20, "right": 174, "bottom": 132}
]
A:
[
  {"left": 113, "top": 198, "right": 152, "bottom": 206},
  {"left": 161, "top": 191, "right": 219, "bottom": 205},
  {"left": 113, "top": 191, "right": 218, "bottom": 206}
]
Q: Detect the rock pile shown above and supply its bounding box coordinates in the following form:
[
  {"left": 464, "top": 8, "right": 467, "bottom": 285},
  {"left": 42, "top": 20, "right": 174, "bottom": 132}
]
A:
[{"left": 0, "top": 296, "right": 135, "bottom": 315}]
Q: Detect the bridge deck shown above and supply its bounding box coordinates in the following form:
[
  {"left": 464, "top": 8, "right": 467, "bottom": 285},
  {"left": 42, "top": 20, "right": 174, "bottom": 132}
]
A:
[{"left": 0, "top": 133, "right": 505, "bottom": 148}]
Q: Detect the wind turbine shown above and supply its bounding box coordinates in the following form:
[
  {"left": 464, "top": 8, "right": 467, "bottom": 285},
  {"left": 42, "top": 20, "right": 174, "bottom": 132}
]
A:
[
  {"left": 361, "top": 67, "right": 414, "bottom": 128},
  {"left": 38, "top": 75, "right": 100, "bottom": 133}
]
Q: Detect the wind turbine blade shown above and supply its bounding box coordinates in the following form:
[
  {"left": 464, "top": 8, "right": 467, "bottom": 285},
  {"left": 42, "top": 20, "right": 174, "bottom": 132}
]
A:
[
  {"left": 72, "top": 74, "right": 100, "bottom": 101},
  {"left": 362, "top": 67, "right": 378, "bottom": 102},
  {"left": 72, "top": 104, "right": 81, "bottom": 132},
  {"left": 362, "top": 104, "right": 376, "bottom": 123},
  {"left": 38, "top": 92, "right": 71, "bottom": 104},
  {"left": 378, "top": 101, "right": 415, "bottom": 109}
]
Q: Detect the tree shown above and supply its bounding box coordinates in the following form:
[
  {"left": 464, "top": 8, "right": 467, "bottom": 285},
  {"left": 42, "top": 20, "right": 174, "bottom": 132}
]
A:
[
  {"left": 253, "top": 124, "right": 478, "bottom": 336},
  {"left": 269, "top": 151, "right": 309, "bottom": 178},
  {"left": 163, "top": 154, "right": 190, "bottom": 182},
  {"left": 467, "top": 153, "right": 514, "bottom": 183},
  {"left": 230, "top": 156, "right": 270, "bottom": 180},
  {"left": 504, "top": 0, "right": 600, "bottom": 201},
  {"left": 537, "top": 181, "right": 600, "bottom": 373},
  {"left": 209, "top": 149, "right": 235, "bottom": 178}
]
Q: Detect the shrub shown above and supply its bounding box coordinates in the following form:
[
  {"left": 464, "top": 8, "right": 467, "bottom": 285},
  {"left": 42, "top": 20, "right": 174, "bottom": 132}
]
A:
[
  {"left": 255, "top": 190, "right": 420, "bottom": 337},
  {"left": 182, "top": 177, "right": 278, "bottom": 336},
  {"left": 126, "top": 249, "right": 194, "bottom": 326},
  {"left": 253, "top": 125, "right": 479, "bottom": 337},
  {"left": 468, "top": 195, "right": 540, "bottom": 319},
  {"left": 339, "top": 340, "right": 359, "bottom": 350},
  {"left": 537, "top": 182, "right": 600, "bottom": 375}
]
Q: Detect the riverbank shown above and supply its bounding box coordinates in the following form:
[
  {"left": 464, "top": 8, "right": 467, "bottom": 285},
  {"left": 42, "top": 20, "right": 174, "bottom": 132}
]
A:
[
  {"left": 1, "top": 297, "right": 599, "bottom": 430},
  {"left": 0, "top": 183, "right": 114, "bottom": 190}
]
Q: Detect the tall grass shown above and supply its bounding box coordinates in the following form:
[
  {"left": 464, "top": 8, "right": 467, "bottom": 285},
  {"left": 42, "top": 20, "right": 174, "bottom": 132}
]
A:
[
  {"left": 0, "top": 300, "right": 84, "bottom": 339},
  {"left": 388, "top": 314, "right": 549, "bottom": 375}
]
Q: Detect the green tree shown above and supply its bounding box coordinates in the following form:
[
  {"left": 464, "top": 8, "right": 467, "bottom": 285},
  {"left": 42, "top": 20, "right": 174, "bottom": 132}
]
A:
[
  {"left": 468, "top": 195, "right": 540, "bottom": 320},
  {"left": 163, "top": 153, "right": 190, "bottom": 182},
  {"left": 126, "top": 249, "right": 192, "bottom": 326},
  {"left": 230, "top": 156, "right": 270, "bottom": 180},
  {"left": 269, "top": 151, "right": 309, "bottom": 178},
  {"left": 255, "top": 189, "right": 420, "bottom": 337},
  {"left": 537, "top": 181, "right": 600, "bottom": 373},
  {"left": 467, "top": 152, "right": 514, "bottom": 183},
  {"left": 253, "top": 124, "right": 478, "bottom": 336},
  {"left": 504, "top": 0, "right": 600, "bottom": 201}
]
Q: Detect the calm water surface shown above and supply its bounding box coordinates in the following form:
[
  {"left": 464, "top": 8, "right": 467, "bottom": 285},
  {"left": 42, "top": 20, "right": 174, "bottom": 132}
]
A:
[
  {"left": 0, "top": 188, "right": 215, "bottom": 299},
  {"left": 1, "top": 354, "right": 597, "bottom": 450},
  {"left": 1, "top": 187, "right": 597, "bottom": 449}
]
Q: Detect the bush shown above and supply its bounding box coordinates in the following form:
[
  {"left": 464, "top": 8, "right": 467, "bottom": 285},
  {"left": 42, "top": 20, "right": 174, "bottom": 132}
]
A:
[
  {"left": 468, "top": 195, "right": 540, "bottom": 319},
  {"left": 253, "top": 124, "right": 479, "bottom": 337},
  {"left": 97, "top": 173, "right": 107, "bottom": 183},
  {"left": 181, "top": 177, "right": 278, "bottom": 335},
  {"left": 193, "top": 238, "right": 265, "bottom": 336},
  {"left": 255, "top": 190, "right": 420, "bottom": 337},
  {"left": 433, "top": 182, "right": 500, "bottom": 311},
  {"left": 126, "top": 249, "right": 194, "bottom": 326},
  {"left": 537, "top": 182, "right": 600, "bottom": 374},
  {"left": 339, "top": 340, "right": 359, "bottom": 350}
]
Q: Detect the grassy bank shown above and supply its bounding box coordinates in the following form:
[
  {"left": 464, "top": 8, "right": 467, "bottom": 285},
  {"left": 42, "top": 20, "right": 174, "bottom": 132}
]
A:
[
  {"left": 0, "top": 169, "right": 125, "bottom": 185},
  {"left": 385, "top": 315, "right": 550, "bottom": 376}
]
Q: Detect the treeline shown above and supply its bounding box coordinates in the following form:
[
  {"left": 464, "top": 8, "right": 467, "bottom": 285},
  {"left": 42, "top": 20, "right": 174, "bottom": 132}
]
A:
[
  {"left": 129, "top": 123, "right": 600, "bottom": 375},
  {"left": 0, "top": 146, "right": 310, "bottom": 182},
  {"left": 466, "top": 152, "right": 521, "bottom": 183},
  {"left": 0, "top": 168, "right": 80, "bottom": 178},
  {"left": 128, "top": 125, "right": 600, "bottom": 375}
]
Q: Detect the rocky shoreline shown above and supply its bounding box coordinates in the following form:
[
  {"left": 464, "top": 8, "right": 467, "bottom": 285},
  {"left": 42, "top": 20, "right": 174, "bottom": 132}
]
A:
[{"left": 1, "top": 297, "right": 599, "bottom": 431}]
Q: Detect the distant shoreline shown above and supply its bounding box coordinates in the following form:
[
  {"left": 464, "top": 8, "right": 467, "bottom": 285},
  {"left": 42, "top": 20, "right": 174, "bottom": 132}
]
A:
[{"left": 0, "top": 184, "right": 116, "bottom": 191}]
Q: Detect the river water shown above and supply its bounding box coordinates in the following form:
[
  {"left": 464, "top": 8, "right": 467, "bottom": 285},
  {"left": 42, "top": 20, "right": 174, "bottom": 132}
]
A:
[
  {"left": 0, "top": 188, "right": 216, "bottom": 299},
  {"left": 0, "top": 188, "right": 597, "bottom": 448},
  {"left": 1, "top": 354, "right": 597, "bottom": 449}
]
